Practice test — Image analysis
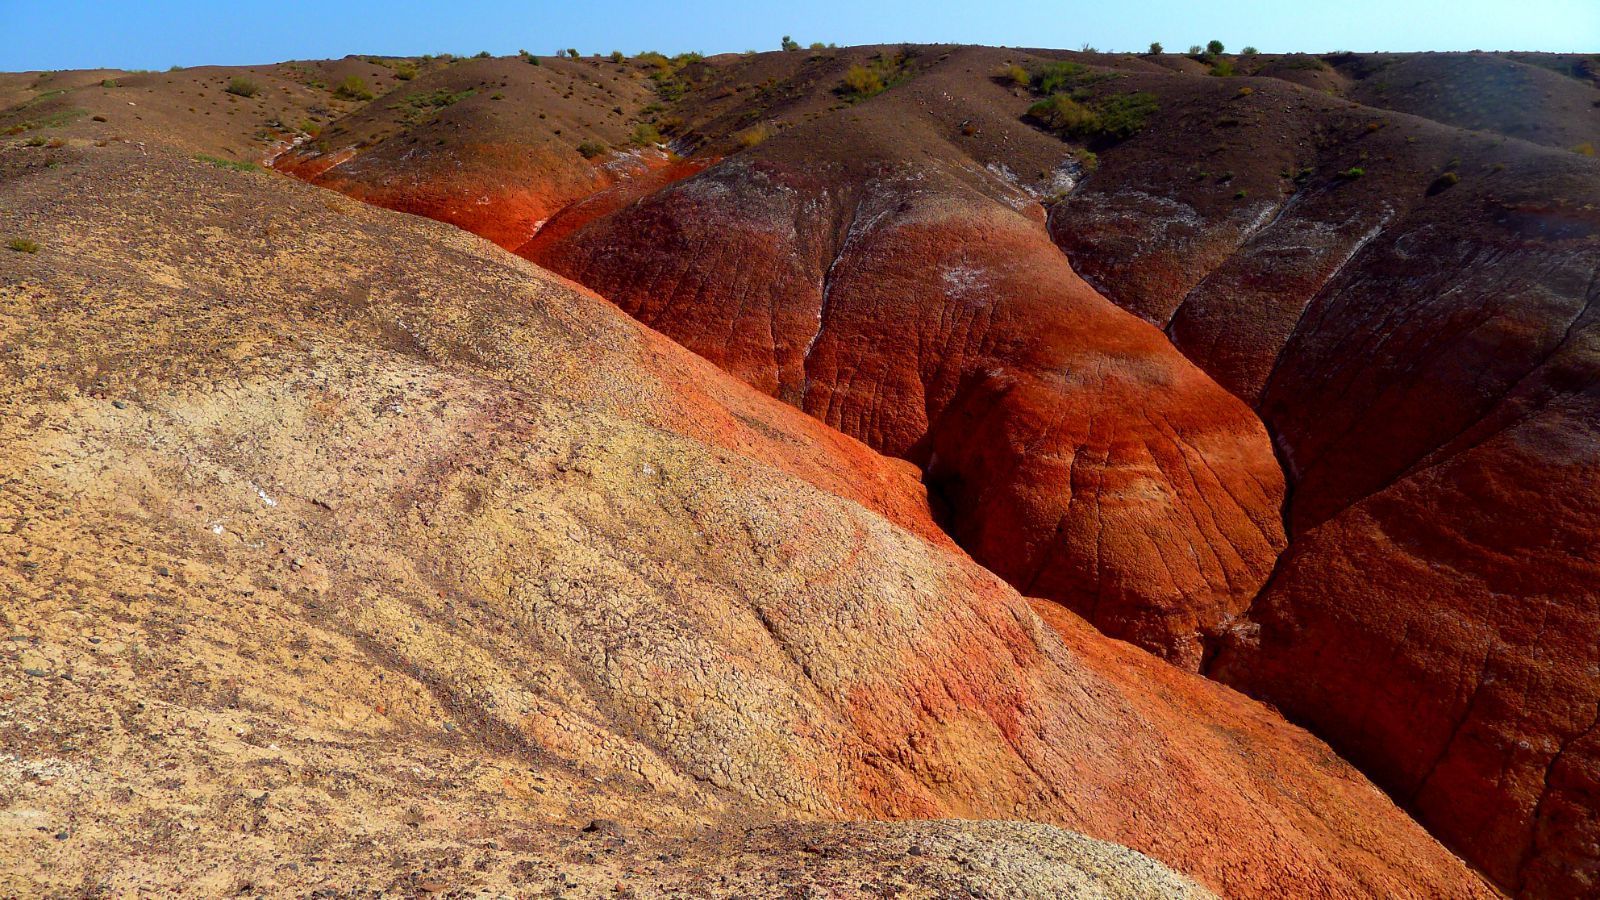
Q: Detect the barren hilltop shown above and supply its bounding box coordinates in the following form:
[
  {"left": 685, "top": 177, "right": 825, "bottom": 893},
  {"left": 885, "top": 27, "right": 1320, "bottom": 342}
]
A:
[{"left": 3, "top": 43, "right": 1598, "bottom": 898}]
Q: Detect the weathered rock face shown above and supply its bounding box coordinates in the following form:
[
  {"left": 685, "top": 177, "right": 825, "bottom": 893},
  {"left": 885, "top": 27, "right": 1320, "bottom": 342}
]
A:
[
  {"left": 1049, "top": 69, "right": 1600, "bottom": 895},
  {"left": 273, "top": 55, "right": 673, "bottom": 251},
  {"left": 26, "top": 44, "right": 1598, "bottom": 896},
  {"left": 0, "top": 141, "right": 1490, "bottom": 898},
  {"left": 529, "top": 149, "right": 1287, "bottom": 669}
]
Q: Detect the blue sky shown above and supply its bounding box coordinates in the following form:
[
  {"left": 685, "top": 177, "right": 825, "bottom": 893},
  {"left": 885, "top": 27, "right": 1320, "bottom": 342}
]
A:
[{"left": 4, "top": 0, "right": 1596, "bottom": 72}]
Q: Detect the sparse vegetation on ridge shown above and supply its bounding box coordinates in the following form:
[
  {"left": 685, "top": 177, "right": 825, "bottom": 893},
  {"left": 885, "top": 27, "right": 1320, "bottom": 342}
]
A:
[
  {"left": 1018, "top": 60, "right": 1157, "bottom": 143},
  {"left": 333, "top": 76, "right": 375, "bottom": 101},
  {"left": 224, "top": 76, "right": 259, "bottom": 97},
  {"left": 837, "top": 49, "right": 916, "bottom": 102}
]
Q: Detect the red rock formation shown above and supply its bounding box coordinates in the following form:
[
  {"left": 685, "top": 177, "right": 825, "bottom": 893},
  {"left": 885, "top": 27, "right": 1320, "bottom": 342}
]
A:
[
  {"left": 224, "top": 44, "right": 1600, "bottom": 893},
  {"left": 529, "top": 154, "right": 1286, "bottom": 669},
  {"left": 1049, "top": 70, "right": 1600, "bottom": 895},
  {"left": 0, "top": 139, "right": 1493, "bottom": 899}
]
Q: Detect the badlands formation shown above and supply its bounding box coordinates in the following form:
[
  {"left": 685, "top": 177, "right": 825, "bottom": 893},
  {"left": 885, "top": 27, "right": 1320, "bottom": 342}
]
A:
[{"left": 2, "top": 42, "right": 1597, "bottom": 897}]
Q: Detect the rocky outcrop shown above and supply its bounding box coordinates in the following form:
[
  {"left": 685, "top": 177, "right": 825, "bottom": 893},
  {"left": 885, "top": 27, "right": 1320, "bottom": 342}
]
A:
[
  {"left": 529, "top": 146, "right": 1286, "bottom": 670},
  {"left": 1050, "top": 69, "right": 1600, "bottom": 895},
  {"left": 0, "top": 140, "right": 1490, "bottom": 898}
]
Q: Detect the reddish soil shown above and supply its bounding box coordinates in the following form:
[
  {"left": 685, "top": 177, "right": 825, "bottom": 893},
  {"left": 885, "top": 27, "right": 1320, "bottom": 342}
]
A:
[{"left": 11, "top": 43, "right": 1600, "bottom": 897}]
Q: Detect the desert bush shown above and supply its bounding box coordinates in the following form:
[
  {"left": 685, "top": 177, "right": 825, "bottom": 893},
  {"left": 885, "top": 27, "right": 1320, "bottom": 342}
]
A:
[
  {"left": 1028, "top": 94, "right": 1100, "bottom": 133},
  {"left": 610, "top": 50, "right": 626, "bottom": 63},
  {"left": 7, "top": 238, "right": 40, "bottom": 253},
  {"left": 842, "top": 64, "right": 884, "bottom": 99},
  {"left": 1428, "top": 171, "right": 1461, "bottom": 194},
  {"left": 224, "top": 76, "right": 260, "bottom": 97},
  {"left": 1034, "top": 60, "right": 1092, "bottom": 94},
  {"left": 566, "top": 49, "right": 580, "bottom": 58},
  {"left": 1207, "top": 40, "right": 1225, "bottom": 55},
  {"left": 1188, "top": 44, "right": 1203, "bottom": 55},
  {"left": 393, "top": 61, "right": 417, "bottom": 80},
  {"left": 735, "top": 122, "right": 776, "bottom": 147},
  {"left": 1575, "top": 142, "right": 1597, "bottom": 156},
  {"left": 1236, "top": 85, "right": 1254, "bottom": 97},
  {"left": 333, "top": 76, "right": 374, "bottom": 101},
  {"left": 631, "top": 123, "right": 662, "bottom": 145},
  {"left": 1210, "top": 58, "right": 1236, "bottom": 76},
  {"left": 1094, "top": 91, "right": 1159, "bottom": 137},
  {"left": 194, "top": 154, "right": 260, "bottom": 172},
  {"left": 1028, "top": 90, "right": 1158, "bottom": 142},
  {"left": 809, "top": 42, "right": 827, "bottom": 51},
  {"left": 781, "top": 35, "right": 800, "bottom": 51},
  {"left": 1340, "top": 166, "right": 1365, "bottom": 179},
  {"left": 1241, "top": 46, "right": 1259, "bottom": 56},
  {"left": 576, "top": 140, "right": 606, "bottom": 159},
  {"left": 1148, "top": 42, "right": 1163, "bottom": 54},
  {"left": 999, "top": 63, "right": 1029, "bottom": 86},
  {"left": 474, "top": 50, "right": 491, "bottom": 58}
]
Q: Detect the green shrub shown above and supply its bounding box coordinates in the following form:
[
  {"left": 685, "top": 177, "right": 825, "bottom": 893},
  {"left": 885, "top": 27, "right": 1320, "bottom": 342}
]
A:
[
  {"left": 1207, "top": 40, "right": 1225, "bottom": 55},
  {"left": 194, "top": 154, "right": 260, "bottom": 172},
  {"left": 1094, "top": 91, "right": 1159, "bottom": 137},
  {"left": 224, "top": 76, "right": 260, "bottom": 97},
  {"left": 566, "top": 48, "right": 580, "bottom": 58},
  {"left": 838, "top": 50, "right": 915, "bottom": 102},
  {"left": 1210, "top": 58, "right": 1236, "bottom": 76},
  {"left": 333, "top": 75, "right": 374, "bottom": 101},
  {"left": 7, "top": 238, "right": 40, "bottom": 253},
  {"left": 631, "top": 122, "right": 662, "bottom": 145},
  {"left": 1027, "top": 90, "right": 1158, "bottom": 142},
  {"left": 842, "top": 64, "right": 885, "bottom": 98},
  {"left": 610, "top": 50, "right": 626, "bottom": 63},
  {"left": 1033, "top": 61, "right": 1091, "bottom": 94},
  {"left": 1340, "top": 166, "right": 1365, "bottom": 179},
  {"left": 393, "top": 61, "right": 417, "bottom": 80},
  {"left": 474, "top": 50, "right": 491, "bottom": 58},
  {"left": 1241, "top": 46, "right": 1259, "bottom": 56},
  {"left": 809, "top": 42, "right": 827, "bottom": 51},
  {"left": 1148, "top": 42, "right": 1163, "bottom": 55},
  {"left": 999, "top": 63, "right": 1029, "bottom": 86},
  {"left": 576, "top": 140, "right": 606, "bottom": 158},
  {"left": 1188, "top": 44, "right": 1203, "bottom": 55},
  {"left": 1027, "top": 94, "right": 1100, "bottom": 133},
  {"left": 781, "top": 35, "right": 800, "bottom": 51}
]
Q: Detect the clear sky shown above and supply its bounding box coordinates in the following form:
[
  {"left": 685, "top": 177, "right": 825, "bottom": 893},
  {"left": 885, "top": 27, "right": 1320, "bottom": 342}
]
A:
[{"left": 4, "top": 0, "right": 1596, "bottom": 72}]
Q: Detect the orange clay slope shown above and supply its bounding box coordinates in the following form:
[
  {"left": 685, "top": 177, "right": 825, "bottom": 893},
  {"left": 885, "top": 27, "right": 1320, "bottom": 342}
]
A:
[{"left": 0, "top": 127, "right": 1495, "bottom": 898}]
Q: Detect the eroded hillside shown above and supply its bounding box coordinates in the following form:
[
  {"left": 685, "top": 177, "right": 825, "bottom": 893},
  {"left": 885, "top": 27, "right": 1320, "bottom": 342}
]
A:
[{"left": 4, "top": 43, "right": 1596, "bottom": 897}]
